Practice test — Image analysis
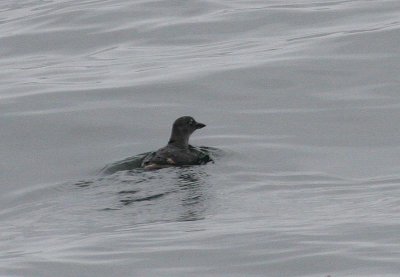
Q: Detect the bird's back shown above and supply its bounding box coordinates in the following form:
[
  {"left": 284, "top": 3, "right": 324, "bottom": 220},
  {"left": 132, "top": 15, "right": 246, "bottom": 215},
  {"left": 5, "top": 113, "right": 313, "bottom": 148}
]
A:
[{"left": 141, "top": 144, "right": 203, "bottom": 169}]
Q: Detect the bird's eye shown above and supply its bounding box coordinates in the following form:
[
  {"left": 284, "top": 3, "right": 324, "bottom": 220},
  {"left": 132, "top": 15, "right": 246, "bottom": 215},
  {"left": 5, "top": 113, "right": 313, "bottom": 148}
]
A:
[{"left": 189, "top": 119, "right": 194, "bottom": 125}]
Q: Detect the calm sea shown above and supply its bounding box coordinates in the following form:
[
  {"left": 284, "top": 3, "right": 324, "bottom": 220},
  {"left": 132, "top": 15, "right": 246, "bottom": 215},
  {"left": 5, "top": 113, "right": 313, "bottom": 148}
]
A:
[{"left": 1, "top": 0, "right": 400, "bottom": 276}]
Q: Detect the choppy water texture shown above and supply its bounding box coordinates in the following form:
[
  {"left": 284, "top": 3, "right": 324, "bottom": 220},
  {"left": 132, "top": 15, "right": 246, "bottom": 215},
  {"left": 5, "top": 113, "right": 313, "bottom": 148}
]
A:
[{"left": 1, "top": 0, "right": 400, "bottom": 276}]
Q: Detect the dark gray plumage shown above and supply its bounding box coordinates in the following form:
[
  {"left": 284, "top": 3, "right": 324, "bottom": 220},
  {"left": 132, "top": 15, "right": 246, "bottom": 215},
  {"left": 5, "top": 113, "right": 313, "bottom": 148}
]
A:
[{"left": 141, "top": 116, "right": 206, "bottom": 169}]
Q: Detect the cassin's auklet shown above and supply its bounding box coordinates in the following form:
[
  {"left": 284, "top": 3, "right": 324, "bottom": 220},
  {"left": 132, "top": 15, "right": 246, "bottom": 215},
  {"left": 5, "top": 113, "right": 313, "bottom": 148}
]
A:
[{"left": 141, "top": 116, "right": 207, "bottom": 170}]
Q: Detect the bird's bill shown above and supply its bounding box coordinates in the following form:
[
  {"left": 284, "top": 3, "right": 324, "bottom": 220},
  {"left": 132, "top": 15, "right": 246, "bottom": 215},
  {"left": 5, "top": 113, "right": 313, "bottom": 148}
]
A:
[{"left": 195, "top": 122, "right": 206, "bottom": 129}]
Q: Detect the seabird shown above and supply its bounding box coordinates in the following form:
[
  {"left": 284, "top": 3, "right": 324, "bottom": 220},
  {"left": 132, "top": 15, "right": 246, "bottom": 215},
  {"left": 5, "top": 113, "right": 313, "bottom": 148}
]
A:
[{"left": 141, "top": 116, "right": 207, "bottom": 169}]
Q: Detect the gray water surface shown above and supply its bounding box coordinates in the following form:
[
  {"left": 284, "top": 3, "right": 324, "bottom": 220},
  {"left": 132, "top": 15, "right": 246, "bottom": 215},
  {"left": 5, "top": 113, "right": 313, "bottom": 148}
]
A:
[{"left": 1, "top": 0, "right": 400, "bottom": 276}]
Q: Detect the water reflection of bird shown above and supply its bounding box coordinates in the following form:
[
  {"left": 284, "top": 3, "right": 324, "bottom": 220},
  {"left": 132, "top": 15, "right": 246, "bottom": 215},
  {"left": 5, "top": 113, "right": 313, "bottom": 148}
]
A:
[{"left": 117, "top": 168, "right": 208, "bottom": 222}]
